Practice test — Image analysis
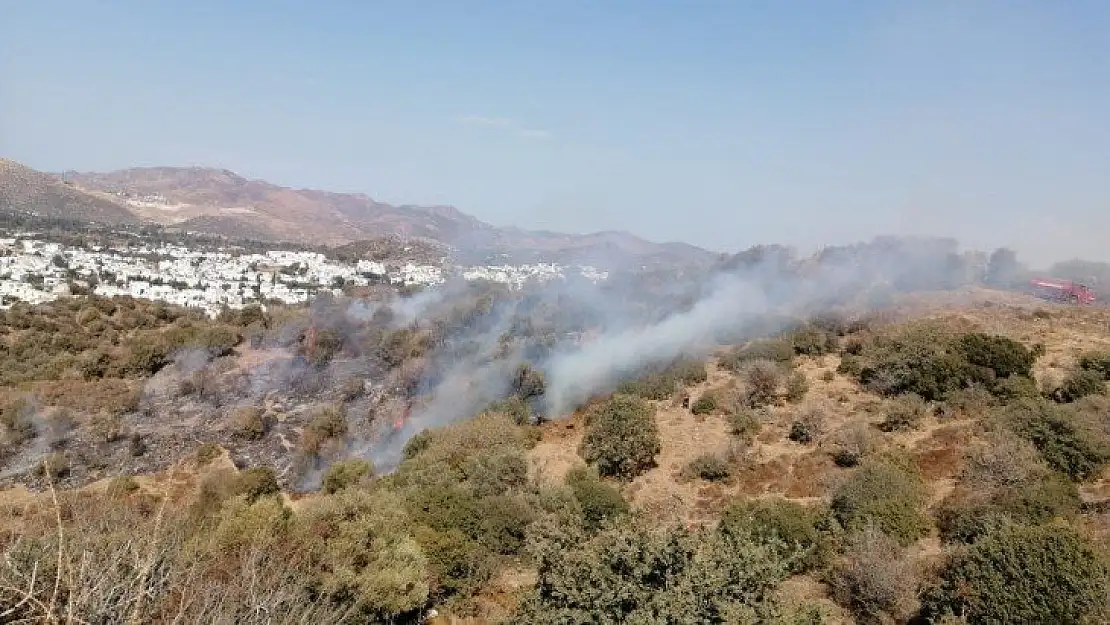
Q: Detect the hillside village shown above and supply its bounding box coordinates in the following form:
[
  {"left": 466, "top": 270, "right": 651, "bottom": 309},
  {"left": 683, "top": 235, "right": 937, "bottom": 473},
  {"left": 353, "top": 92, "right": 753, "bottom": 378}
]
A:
[{"left": 0, "top": 231, "right": 609, "bottom": 316}]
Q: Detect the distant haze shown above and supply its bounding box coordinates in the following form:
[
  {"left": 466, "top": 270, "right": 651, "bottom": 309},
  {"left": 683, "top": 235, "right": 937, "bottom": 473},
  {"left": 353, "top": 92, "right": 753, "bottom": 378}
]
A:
[{"left": 3, "top": 1, "right": 1109, "bottom": 265}]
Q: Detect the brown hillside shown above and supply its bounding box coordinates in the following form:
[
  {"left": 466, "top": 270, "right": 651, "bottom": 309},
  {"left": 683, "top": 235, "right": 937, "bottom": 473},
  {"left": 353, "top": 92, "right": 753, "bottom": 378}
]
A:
[{"left": 0, "top": 158, "right": 139, "bottom": 224}]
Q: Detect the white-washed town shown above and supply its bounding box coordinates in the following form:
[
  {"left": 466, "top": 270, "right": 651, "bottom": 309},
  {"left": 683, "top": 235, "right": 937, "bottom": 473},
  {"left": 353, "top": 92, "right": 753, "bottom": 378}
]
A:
[{"left": 0, "top": 233, "right": 609, "bottom": 316}]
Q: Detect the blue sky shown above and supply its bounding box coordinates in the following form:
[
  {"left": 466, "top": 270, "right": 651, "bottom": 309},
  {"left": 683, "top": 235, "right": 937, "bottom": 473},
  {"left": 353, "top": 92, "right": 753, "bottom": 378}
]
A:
[{"left": 3, "top": 1, "right": 1109, "bottom": 264}]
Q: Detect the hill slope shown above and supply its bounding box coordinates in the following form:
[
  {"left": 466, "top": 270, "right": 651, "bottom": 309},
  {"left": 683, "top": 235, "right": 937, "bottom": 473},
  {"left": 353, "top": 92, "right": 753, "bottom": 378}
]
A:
[
  {"left": 61, "top": 165, "right": 717, "bottom": 267},
  {"left": 0, "top": 159, "right": 139, "bottom": 225}
]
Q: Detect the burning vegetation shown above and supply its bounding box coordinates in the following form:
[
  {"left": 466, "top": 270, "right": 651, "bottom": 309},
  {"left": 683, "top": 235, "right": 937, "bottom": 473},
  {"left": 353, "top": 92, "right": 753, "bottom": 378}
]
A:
[{"left": 0, "top": 236, "right": 1108, "bottom": 623}]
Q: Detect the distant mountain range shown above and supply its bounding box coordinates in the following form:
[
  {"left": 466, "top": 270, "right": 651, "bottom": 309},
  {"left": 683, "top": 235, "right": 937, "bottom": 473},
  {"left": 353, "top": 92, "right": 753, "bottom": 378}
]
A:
[{"left": 0, "top": 158, "right": 717, "bottom": 269}]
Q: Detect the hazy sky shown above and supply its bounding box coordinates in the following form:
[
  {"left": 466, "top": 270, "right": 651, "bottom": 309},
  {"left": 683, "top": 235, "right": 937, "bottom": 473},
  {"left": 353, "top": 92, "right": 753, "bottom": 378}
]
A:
[{"left": 3, "top": 1, "right": 1109, "bottom": 265}]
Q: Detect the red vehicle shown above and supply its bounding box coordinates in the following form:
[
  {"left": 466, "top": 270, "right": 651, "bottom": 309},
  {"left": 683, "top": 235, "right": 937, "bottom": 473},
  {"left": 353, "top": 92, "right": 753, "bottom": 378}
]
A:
[{"left": 1028, "top": 277, "right": 1097, "bottom": 304}]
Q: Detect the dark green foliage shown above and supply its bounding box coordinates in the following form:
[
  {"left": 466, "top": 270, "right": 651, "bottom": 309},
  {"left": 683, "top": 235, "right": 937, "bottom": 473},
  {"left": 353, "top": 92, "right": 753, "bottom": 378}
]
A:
[
  {"left": 878, "top": 394, "right": 928, "bottom": 432},
  {"left": 853, "top": 326, "right": 1038, "bottom": 402},
  {"left": 401, "top": 429, "right": 433, "bottom": 460},
  {"left": 579, "top": 394, "right": 660, "bottom": 480},
  {"left": 690, "top": 392, "right": 718, "bottom": 415},
  {"left": 956, "top": 333, "right": 1037, "bottom": 379},
  {"left": 791, "top": 326, "right": 838, "bottom": 356},
  {"left": 487, "top": 395, "right": 532, "bottom": 426},
  {"left": 728, "top": 407, "right": 763, "bottom": 442},
  {"left": 322, "top": 459, "right": 374, "bottom": 494},
  {"left": 511, "top": 363, "right": 546, "bottom": 400},
  {"left": 235, "top": 467, "right": 280, "bottom": 502},
  {"left": 789, "top": 421, "right": 814, "bottom": 443},
  {"left": 1052, "top": 368, "right": 1107, "bottom": 403},
  {"left": 938, "top": 474, "right": 1082, "bottom": 545},
  {"left": 719, "top": 498, "right": 829, "bottom": 572},
  {"left": 860, "top": 350, "right": 980, "bottom": 402},
  {"left": 515, "top": 520, "right": 795, "bottom": 623},
  {"left": 720, "top": 338, "right": 794, "bottom": 372},
  {"left": 923, "top": 522, "right": 1109, "bottom": 624},
  {"left": 1078, "top": 350, "right": 1110, "bottom": 379},
  {"left": 785, "top": 371, "right": 809, "bottom": 403},
  {"left": 565, "top": 466, "right": 629, "bottom": 530},
  {"left": 683, "top": 453, "right": 733, "bottom": 482},
  {"left": 1004, "top": 399, "right": 1110, "bottom": 481},
  {"left": 743, "top": 360, "right": 783, "bottom": 407},
  {"left": 616, "top": 358, "right": 707, "bottom": 401},
  {"left": 831, "top": 458, "right": 929, "bottom": 546}
]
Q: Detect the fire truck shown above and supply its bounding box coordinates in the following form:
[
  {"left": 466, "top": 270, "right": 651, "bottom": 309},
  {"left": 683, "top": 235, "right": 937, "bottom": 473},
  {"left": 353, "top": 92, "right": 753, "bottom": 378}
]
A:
[{"left": 1028, "top": 277, "right": 1097, "bottom": 304}]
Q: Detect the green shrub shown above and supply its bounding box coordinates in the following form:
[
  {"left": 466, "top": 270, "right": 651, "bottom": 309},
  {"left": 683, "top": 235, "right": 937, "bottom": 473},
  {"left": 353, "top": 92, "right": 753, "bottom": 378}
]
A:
[
  {"left": 955, "top": 333, "right": 1036, "bottom": 379},
  {"left": 719, "top": 498, "right": 829, "bottom": 572},
  {"left": 690, "top": 392, "right": 718, "bottom": 415},
  {"left": 565, "top": 466, "right": 629, "bottom": 530},
  {"left": 831, "top": 457, "right": 929, "bottom": 546},
  {"left": 195, "top": 442, "right": 222, "bottom": 466},
  {"left": 1004, "top": 398, "right": 1110, "bottom": 481},
  {"left": 728, "top": 407, "right": 763, "bottom": 442},
  {"left": 785, "top": 371, "right": 809, "bottom": 403},
  {"left": 579, "top": 394, "right": 660, "bottom": 480},
  {"left": 1052, "top": 368, "right": 1107, "bottom": 403},
  {"left": 721, "top": 338, "right": 795, "bottom": 372},
  {"left": 234, "top": 467, "right": 280, "bottom": 502},
  {"left": 791, "top": 326, "right": 838, "bottom": 356},
  {"left": 922, "top": 522, "right": 1109, "bottom": 624},
  {"left": 879, "top": 394, "right": 928, "bottom": 432},
  {"left": 788, "top": 407, "right": 826, "bottom": 444},
  {"left": 299, "top": 404, "right": 348, "bottom": 458},
  {"left": 683, "top": 453, "right": 733, "bottom": 482},
  {"left": 830, "top": 421, "right": 877, "bottom": 468},
  {"left": 743, "top": 360, "right": 783, "bottom": 407},
  {"left": 616, "top": 358, "right": 708, "bottom": 401},
  {"left": 322, "top": 459, "right": 374, "bottom": 494},
  {"left": 301, "top": 489, "right": 430, "bottom": 618},
  {"left": 1078, "top": 350, "right": 1110, "bottom": 379},
  {"left": 514, "top": 520, "right": 795, "bottom": 623},
  {"left": 836, "top": 355, "right": 863, "bottom": 377}
]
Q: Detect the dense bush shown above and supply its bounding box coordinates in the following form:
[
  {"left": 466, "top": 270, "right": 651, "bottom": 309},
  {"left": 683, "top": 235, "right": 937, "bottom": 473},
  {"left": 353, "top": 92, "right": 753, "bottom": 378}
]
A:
[
  {"left": 1052, "top": 368, "right": 1107, "bottom": 403},
  {"left": 1078, "top": 350, "right": 1110, "bottom": 379},
  {"left": 743, "top": 359, "right": 783, "bottom": 407},
  {"left": 579, "top": 394, "right": 660, "bottom": 480},
  {"left": 831, "top": 457, "right": 929, "bottom": 546},
  {"left": 788, "top": 407, "right": 826, "bottom": 444},
  {"left": 790, "top": 326, "right": 838, "bottom": 356},
  {"left": 785, "top": 371, "right": 809, "bottom": 403},
  {"left": 683, "top": 452, "right": 733, "bottom": 482},
  {"left": 322, "top": 459, "right": 374, "bottom": 494},
  {"left": 879, "top": 393, "right": 928, "bottom": 432},
  {"left": 728, "top": 407, "right": 763, "bottom": 442},
  {"left": 616, "top": 358, "right": 707, "bottom": 401},
  {"left": 565, "top": 466, "right": 629, "bottom": 530},
  {"left": 720, "top": 338, "right": 794, "bottom": 372},
  {"left": 922, "top": 522, "right": 1109, "bottom": 624},
  {"left": 515, "top": 519, "right": 796, "bottom": 623},
  {"left": 830, "top": 420, "right": 877, "bottom": 467},
  {"left": 719, "top": 498, "right": 829, "bottom": 572},
  {"left": 691, "top": 392, "right": 718, "bottom": 415},
  {"left": 854, "top": 326, "right": 1038, "bottom": 402},
  {"left": 955, "top": 333, "right": 1036, "bottom": 379},
  {"left": 1003, "top": 398, "right": 1110, "bottom": 481}
]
